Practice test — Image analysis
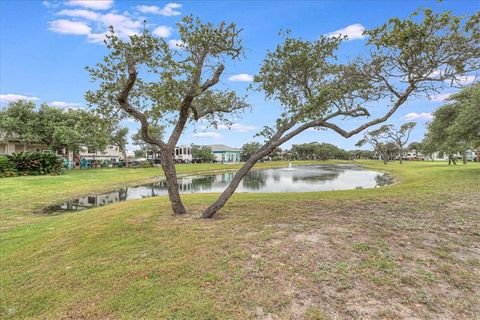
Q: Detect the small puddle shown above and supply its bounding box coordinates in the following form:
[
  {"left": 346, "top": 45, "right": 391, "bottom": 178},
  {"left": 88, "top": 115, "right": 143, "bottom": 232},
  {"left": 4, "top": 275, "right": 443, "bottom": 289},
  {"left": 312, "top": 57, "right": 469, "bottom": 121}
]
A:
[{"left": 41, "top": 164, "right": 393, "bottom": 214}]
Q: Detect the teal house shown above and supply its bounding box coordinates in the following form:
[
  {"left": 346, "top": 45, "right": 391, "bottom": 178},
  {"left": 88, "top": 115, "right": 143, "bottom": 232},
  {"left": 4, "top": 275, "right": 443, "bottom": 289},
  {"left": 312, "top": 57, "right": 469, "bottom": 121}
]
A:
[{"left": 208, "top": 144, "right": 241, "bottom": 163}]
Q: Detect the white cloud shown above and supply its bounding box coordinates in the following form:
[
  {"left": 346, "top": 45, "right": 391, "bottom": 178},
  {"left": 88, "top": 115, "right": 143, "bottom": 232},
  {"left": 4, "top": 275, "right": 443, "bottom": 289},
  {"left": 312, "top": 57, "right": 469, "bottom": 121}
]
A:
[
  {"left": 52, "top": 10, "right": 143, "bottom": 43},
  {"left": 67, "top": 0, "right": 113, "bottom": 10},
  {"left": 193, "top": 132, "right": 222, "bottom": 139},
  {"left": 48, "top": 101, "right": 82, "bottom": 108},
  {"left": 327, "top": 23, "right": 365, "bottom": 40},
  {"left": 57, "top": 9, "right": 101, "bottom": 20},
  {"left": 136, "top": 3, "right": 182, "bottom": 16},
  {"left": 428, "top": 93, "right": 452, "bottom": 102},
  {"left": 42, "top": 1, "right": 61, "bottom": 9},
  {"left": 153, "top": 25, "right": 172, "bottom": 38},
  {"left": 168, "top": 39, "right": 184, "bottom": 49},
  {"left": 217, "top": 123, "right": 257, "bottom": 133},
  {"left": 402, "top": 112, "right": 433, "bottom": 121},
  {"left": 48, "top": 19, "right": 92, "bottom": 35},
  {"left": 0, "top": 94, "right": 40, "bottom": 103},
  {"left": 228, "top": 74, "right": 254, "bottom": 82}
]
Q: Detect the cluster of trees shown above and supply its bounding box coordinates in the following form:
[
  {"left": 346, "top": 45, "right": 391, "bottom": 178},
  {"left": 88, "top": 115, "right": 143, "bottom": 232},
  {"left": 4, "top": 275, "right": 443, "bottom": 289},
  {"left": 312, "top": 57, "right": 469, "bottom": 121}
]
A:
[
  {"left": 86, "top": 8, "right": 479, "bottom": 217},
  {"left": 420, "top": 83, "right": 479, "bottom": 164},
  {"left": 291, "top": 142, "right": 350, "bottom": 160},
  {"left": 356, "top": 123, "right": 416, "bottom": 164},
  {"left": 0, "top": 100, "right": 128, "bottom": 159}
]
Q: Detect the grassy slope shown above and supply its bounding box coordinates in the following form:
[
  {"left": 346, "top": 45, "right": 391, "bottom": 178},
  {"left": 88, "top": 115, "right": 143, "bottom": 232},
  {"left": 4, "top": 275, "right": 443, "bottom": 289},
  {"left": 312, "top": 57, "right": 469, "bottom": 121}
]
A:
[{"left": 1, "top": 161, "right": 479, "bottom": 319}]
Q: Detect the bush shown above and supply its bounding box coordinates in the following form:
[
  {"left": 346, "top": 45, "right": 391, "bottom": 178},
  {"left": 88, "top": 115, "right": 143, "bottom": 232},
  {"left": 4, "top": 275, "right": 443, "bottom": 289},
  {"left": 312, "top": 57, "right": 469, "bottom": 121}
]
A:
[
  {"left": 0, "top": 156, "right": 17, "bottom": 177},
  {"left": 6, "top": 152, "right": 42, "bottom": 175},
  {"left": 39, "top": 153, "right": 64, "bottom": 175},
  {"left": 2, "top": 152, "right": 64, "bottom": 177}
]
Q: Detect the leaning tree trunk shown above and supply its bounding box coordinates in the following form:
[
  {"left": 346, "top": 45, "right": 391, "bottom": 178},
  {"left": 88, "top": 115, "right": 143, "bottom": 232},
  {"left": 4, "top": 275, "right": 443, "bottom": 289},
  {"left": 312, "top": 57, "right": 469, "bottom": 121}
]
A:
[
  {"left": 202, "top": 152, "right": 267, "bottom": 218},
  {"left": 160, "top": 149, "right": 187, "bottom": 215}
]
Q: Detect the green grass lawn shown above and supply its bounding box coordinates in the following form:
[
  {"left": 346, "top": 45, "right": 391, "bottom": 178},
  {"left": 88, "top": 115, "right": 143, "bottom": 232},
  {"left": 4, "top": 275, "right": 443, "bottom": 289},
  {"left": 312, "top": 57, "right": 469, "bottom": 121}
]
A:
[{"left": 1, "top": 161, "right": 479, "bottom": 319}]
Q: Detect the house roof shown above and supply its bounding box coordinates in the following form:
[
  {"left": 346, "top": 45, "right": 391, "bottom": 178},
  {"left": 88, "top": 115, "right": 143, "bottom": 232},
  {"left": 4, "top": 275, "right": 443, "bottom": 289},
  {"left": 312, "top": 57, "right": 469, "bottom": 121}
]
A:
[{"left": 207, "top": 144, "right": 240, "bottom": 152}]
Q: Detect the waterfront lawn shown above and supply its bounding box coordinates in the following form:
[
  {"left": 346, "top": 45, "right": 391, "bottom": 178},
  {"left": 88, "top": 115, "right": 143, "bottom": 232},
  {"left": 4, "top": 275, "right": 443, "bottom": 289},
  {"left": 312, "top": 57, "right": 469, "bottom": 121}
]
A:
[{"left": 1, "top": 161, "right": 479, "bottom": 319}]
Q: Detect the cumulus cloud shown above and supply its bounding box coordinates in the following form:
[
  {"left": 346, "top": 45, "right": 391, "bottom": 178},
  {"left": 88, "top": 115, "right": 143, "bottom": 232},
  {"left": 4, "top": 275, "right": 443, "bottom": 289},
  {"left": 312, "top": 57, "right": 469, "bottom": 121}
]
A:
[
  {"left": 327, "top": 23, "right": 365, "bottom": 40},
  {"left": 57, "top": 9, "right": 101, "bottom": 20},
  {"left": 53, "top": 9, "right": 143, "bottom": 43},
  {"left": 66, "top": 0, "right": 113, "bottom": 10},
  {"left": 153, "top": 25, "right": 172, "bottom": 38},
  {"left": 0, "top": 94, "right": 40, "bottom": 103},
  {"left": 48, "top": 19, "right": 92, "bottom": 35},
  {"left": 428, "top": 93, "right": 452, "bottom": 102},
  {"left": 217, "top": 123, "right": 257, "bottom": 133},
  {"left": 193, "top": 132, "right": 222, "bottom": 139},
  {"left": 228, "top": 74, "right": 254, "bottom": 82},
  {"left": 136, "top": 3, "right": 182, "bottom": 16},
  {"left": 48, "top": 101, "right": 82, "bottom": 108},
  {"left": 402, "top": 112, "right": 433, "bottom": 121}
]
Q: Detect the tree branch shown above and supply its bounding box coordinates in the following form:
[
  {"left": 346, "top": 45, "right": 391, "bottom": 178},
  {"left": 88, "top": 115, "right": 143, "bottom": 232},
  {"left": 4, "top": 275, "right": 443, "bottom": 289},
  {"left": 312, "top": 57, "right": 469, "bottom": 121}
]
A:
[{"left": 117, "top": 62, "right": 165, "bottom": 149}]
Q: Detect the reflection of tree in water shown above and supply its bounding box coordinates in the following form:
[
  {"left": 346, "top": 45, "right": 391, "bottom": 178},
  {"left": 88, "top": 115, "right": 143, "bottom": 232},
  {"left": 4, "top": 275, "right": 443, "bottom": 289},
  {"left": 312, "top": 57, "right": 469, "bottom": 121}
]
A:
[
  {"left": 118, "top": 187, "right": 129, "bottom": 201},
  {"left": 242, "top": 170, "right": 267, "bottom": 190},
  {"left": 374, "top": 173, "right": 394, "bottom": 187},
  {"left": 190, "top": 175, "right": 215, "bottom": 191}
]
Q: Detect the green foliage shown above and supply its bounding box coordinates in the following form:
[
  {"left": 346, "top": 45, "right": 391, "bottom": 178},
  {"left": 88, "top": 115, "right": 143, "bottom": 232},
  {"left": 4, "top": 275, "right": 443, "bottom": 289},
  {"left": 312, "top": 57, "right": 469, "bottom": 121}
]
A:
[
  {"left": 0, "top": 100, "right": 38, "bottom": 143},
  {"left": 6, "top": 152, "right": 42, "bottom": 175},
  {"left": 1, "top": 101, "right": 113, "bottom": 154},
  {"left": 85, "top": 16, "right": 248, "bottom": 134},
  {"left": 2, "top": 152, "right": 63, "bottom": 177},
  {"left": 291, "top": 142, "right": 349, "bottom": 160},
  {"left": 241, "top": 142, "right": 261, "bottom": 161},
  {"left": 424, "top": 83, "right": 480, "bottom": 158},
  {"left": 0, "top": 156, "right": 17, "bottom": 177},
  {"left": 191, "top": 145, "right": 214, "bottom": 162},
  {"left": 39, "top": 153, "right": 64, "bottom": 175}
]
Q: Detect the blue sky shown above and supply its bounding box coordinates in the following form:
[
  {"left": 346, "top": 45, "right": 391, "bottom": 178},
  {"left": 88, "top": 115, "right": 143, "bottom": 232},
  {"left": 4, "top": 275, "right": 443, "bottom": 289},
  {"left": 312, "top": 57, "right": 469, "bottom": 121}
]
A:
[{"left": 1, "top": 0, "right": 478, "bottom": 151}]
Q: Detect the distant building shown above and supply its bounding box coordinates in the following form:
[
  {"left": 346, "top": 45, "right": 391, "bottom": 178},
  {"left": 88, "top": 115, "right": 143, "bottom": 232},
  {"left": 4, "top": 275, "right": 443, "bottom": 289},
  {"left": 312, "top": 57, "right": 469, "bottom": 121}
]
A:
[
  {"left": 207, "top": 144, "right": 241, "bottom": 163},
  {"left": 146, "top": 145, "right": 192, "bottom": 164},
  {"left": 77, "top": 145, "right": 122, "bottom": 166}
]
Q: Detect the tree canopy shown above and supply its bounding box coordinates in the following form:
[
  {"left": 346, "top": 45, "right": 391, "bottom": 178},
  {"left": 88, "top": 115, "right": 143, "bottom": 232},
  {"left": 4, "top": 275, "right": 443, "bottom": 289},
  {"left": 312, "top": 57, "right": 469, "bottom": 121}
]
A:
[
  {"left": 423, "top": 83, "right": 480, "bottom": 163},
  {"left": 0, "top": 100, "right": 111, "bottom": 154}
]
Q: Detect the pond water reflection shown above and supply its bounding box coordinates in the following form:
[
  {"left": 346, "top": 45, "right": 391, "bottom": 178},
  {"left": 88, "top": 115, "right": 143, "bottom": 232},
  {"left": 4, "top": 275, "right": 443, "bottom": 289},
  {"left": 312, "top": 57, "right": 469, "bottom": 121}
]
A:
[{"left": 43, "top": 164, "right": 392, "bottom": 213}]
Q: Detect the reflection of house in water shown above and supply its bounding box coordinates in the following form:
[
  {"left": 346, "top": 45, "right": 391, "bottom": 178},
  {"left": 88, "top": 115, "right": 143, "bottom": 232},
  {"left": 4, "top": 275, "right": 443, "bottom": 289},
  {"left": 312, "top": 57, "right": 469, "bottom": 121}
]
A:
[{"left": 58, "top": 191, "right": 123, "bottom": 211}]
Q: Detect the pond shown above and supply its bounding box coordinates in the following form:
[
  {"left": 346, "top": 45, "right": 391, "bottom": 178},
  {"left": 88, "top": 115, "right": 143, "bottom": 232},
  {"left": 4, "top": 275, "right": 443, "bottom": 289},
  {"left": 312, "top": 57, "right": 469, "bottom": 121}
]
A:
[{"left": 42, "top": 164, "right": 393, "bottom": 213}]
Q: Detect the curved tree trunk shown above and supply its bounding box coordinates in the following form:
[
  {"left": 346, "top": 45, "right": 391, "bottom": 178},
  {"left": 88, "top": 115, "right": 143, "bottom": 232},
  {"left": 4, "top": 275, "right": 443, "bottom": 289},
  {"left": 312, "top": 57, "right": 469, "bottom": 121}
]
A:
[{"left": 160, "top": 148, "right": 187, "bottom": 215}]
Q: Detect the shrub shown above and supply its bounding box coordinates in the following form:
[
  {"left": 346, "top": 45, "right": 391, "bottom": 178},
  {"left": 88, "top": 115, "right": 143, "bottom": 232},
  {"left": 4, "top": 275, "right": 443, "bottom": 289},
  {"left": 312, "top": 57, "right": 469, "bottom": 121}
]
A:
[
  {"left": 39, "top": 153, "right": 64, "bottom": 175},
  {"left": 6, "top": 152, "right": 42, "bottom": 175},
  {"left": 2, "top": 152, "right": 64, "bottom": 177},
  {"left": 0, "top": 156, "right": 17, "bottom": 177}
]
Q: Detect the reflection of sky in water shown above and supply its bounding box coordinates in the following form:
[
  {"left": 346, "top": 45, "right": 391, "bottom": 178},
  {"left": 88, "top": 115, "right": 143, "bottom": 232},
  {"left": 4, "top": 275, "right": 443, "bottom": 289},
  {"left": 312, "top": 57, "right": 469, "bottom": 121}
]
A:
[{"left": 45, "top": 165, "right": 389, "bottom": 213}]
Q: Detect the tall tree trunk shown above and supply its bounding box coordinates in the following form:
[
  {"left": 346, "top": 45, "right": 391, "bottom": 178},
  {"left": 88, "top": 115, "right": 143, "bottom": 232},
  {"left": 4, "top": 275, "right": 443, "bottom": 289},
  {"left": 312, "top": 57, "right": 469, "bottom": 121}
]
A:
[
  {"left": 124, "top": 149, "right": 129, "bottom": 168},
  {"left": 477, "top": 149, "right": 480, "bottom": 163},
  {"left": 399, "top": 147, "right": 403, "bottom": 164},
  {"left": 160, "top": 148, "right": 187, "bottom": 215},
  {"left": 462, "top": 150, "right": 467, "bottom": 165}
]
